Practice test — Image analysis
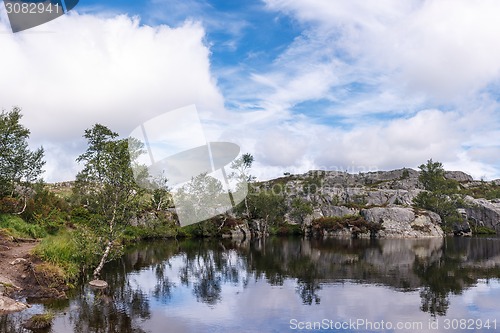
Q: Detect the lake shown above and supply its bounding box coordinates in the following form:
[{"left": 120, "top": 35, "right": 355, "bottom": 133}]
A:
[{"left": 3, "top": 236, "right": 500, "bottom": 332}]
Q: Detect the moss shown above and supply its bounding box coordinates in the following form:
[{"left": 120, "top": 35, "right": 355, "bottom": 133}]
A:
[
  {"left": 269, "top": 223, "right": 304, "bottom": 236},
  {"left": 34, "top": 263, "right": 67, "bottom": 288},
  {"left": 311, "top": 215, "right": 383, "bottom": 238},
  {"left": 23, "top": 312, "right": 54, "bottom": 330},
  {"left": 472, "top": 226, "right": 496, "bottom": 235},
  {"left": 411, "top": 224, "right": 431, "bottom": 232}
]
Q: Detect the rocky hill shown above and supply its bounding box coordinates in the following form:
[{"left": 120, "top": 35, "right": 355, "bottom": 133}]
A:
[
  {"left": 47, "top": 168, "right": 500, "bottom": 239},
  {"left": 254, "top": 168, "right": 500, "bottom": 238}
]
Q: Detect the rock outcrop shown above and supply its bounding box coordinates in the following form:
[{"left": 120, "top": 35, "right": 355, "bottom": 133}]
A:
[
  {"left": 464, "top": 196, "right": 500, "bottom": 232},
  {"left": 262, "top": 168, "right": 498, "bottom": 238},
  {"left": 361, "top": 207, "right": 444, "bottom": 238},
  {"left": 444, "top": 171, "right": 474, "bottom": 183}
]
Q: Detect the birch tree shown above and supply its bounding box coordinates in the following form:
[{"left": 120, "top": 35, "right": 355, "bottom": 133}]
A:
[{"left": 75, "top": 124, "right": 145, "bottom": 280}]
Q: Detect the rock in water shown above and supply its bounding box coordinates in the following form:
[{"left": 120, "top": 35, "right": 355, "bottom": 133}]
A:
[
  {"left": 89, "top": 279, "right": 108, "bottom": 288},
  {"left": 23, "top": 313, "right": 54, "bottom": 330},
  {"left": 0, "top": 295, "right": 28, "bottom": 313}
]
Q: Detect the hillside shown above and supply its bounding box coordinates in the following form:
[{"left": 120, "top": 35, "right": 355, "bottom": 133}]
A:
[
  {"left": 252, "top": 168, "right": 500, "bottom": 238},
  {"left": 44, "top": 167, "right": 500, "bottom": 239}
]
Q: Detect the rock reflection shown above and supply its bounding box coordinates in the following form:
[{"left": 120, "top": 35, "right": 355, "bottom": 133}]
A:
[
  {"left": 2, "top": 236, "right": 500, "bottom": 331},
  {"left": 69, "top": 285, "right": 150, "bottom": 332},
  {"left": 75, "top": 236, "right": 500, "bottom": 323}
]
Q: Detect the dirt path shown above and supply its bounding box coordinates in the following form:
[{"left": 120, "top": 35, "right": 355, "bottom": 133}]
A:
[
  {"left": 0, "top": 231, "right": 68, "bottom": 309},
  {"left": 0, "top": 232, "right": 39, "bottom": 291}
]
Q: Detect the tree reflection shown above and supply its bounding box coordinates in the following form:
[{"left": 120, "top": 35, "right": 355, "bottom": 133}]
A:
[
  {"left": 69, "top": 285, "right": 150, "bottom": 333},
  {"left": 176, "top": 240, "right": 249, "bottom": 305},
  {"left": 193, "top": 267, "right": 222, "bottom": 305},
  {"left": 3, "top": 237, "right": 500, "bottom": 331},
  {"left": 152, "top": 262, "right": 174, "bottom": 303},
  {"left": 419, "top": 287, "right": 449, "bottom": 317},
  {"left": 0, "top": 314, "right": 24, "bottom": 333},
  {"left": 296, "top": 279, "right": 322, "bottom": 305},
  {"left": 411, "top": 237, "right": 500, "bottom": 316}
]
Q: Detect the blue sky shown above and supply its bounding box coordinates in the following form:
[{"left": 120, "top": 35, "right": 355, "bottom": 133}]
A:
[{"left": 1, "top": 0, "right": 500, "bottom": 181}]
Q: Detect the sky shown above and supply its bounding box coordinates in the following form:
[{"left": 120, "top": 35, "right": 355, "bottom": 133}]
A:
[{"left": 1, "top": 0, "right": 500, "bottom": 182}]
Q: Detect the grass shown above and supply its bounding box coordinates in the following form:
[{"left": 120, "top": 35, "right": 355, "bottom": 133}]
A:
[
  {"left": 472, "top": 226, "right": 497, "bottom": 235},
  {"left": 269, "top": 223, "right": 303, "bottom": 236},
  {"left": 23, "top": 312, "right": 54, "bottom": 330},
  {"left": 122, "top": 224, "right": 178, "bottom": 241},
  {"left": 33, "top": 231, "right": 80, "bottom": 282},
  {"left": 34, "top": 263, "right": 67, "bottom": 288},
  {"left": 460, "top": 182, "right": 500, "bottom": 200},
  {"left": 0, "top": 214, "right": 47, "bottom": 239},
  {"left": 312, "top": 215, "right": 384, "bottom": 237}
]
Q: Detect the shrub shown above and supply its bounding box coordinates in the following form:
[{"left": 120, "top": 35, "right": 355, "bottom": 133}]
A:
[
  {"left": 312, "top": 215, "right": 383, "bottom": 238},
  {"left": 70, "top": 206, "right": 91, "bottom": 225},
  {"left": 290, "top": 198, "right": 313, "bottom": 224},
  {"left": 0, "top": 214, "right": 47, "bottom": 239},
  {"left": 0, "top": 197, "right": 23, "bottom": 214},
  {"left": 23, "top": 313, "right": 54, "bottom": 330},
  {"left": 270, "top": 223, "right": 303, "bottom": 236},
  {"left": 413, "top": 192, "right": 464, "bottom": 229},
  {"left": 471, "top": 225, "right": 496, "bottom": 235}
]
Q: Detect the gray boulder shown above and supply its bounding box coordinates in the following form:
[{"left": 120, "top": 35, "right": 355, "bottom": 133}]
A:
[
  {"left": 454, "top": 209, "right": 472, "bottom": 236},
  {"left": 365, "top": 189, "right": 422, "bottom": 206},
  {"left": 317, "top": 206, "right": 359, "bottom": 219},
  {"left": 362, "top": 207, "right": 443, "bottom": 238},
  {"left": 0, "top": 296, "right": 28, "bottom": 313},
  {"left": 464, "top": 196, "right": 500, "bottom": 232},
  {"left": 444, "top": 171, "right": 474, "bottom": 182}
]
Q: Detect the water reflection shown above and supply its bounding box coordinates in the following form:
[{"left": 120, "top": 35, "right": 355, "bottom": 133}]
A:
[{"left": 3, "top": 236, "right": 500, "bottom": 332}]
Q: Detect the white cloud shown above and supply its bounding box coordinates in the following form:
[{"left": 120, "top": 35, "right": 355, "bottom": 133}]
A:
[
  {"left": 228, "top": 105, "right": 499, "bottom": 181},
  {"left": 264, "top": 0, "right": 500, "bottom": 100},
  {"left": 0, "top": 11, "right": 224, "bottom": 182},
  {"left": 1, "top": 1, "right": 499, "bottom": 182},
  {"left": 223, "top": 0, "right": 500, "bottom": 179}
]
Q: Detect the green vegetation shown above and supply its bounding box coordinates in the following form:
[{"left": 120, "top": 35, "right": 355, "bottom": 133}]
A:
[
  {"left": 122, "top": 221, "right": 178, "bottom": 241},
  {"left": 0, "top": 214, "right": 46, "bottom": 239},
  {"left": 269, "top": 223, "right": 303, "bottom": 236},
  {"left": 311, "top": 215, "right": 383, "bottom": 238},
  {"left": 73, "top": 124, "right": 146, "bottom": 279},
  {"left": 247, "top": 190, "right": 287, "bottom": 225},
  {"left": 289, "top": 197, "right": 313, "bottom": 224},
  {"left": 23, "top": 312, "right": 54, "bottom": 332},
  {"left": 470, "top": 225, "right": 496, "bottom": 235},
  {"left": 460, "top": 181, "right": 500, "bottom": 200},
  {"left": 0, "top": 107, "right": 45, "bottom": 219},
  {"left": 230, "top": 153, "right": 255, "bottom": 218},
  {"left": 3, "top": 108, "right": 499, "bottom": 289},
  {"left": 33, "top": 231, "right": 81, "bottom": 281},
  {"left": 413, "top": 159, "right": 466, "bottom": 231},
  {"left": 23, "top": 312, "right": 54, "bottom": 330},
  {"left": 0, "top": 107, "right": 45, "bottom": 198}
]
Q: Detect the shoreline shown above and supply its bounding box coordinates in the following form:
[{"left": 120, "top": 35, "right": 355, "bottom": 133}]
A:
[{"left": 0, "top": 233, "right": 67, "bottom": 314}]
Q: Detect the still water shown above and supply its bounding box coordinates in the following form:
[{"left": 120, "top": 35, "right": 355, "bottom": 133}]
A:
[{"left": 3, "top": 236, "right": 500, "bottom": 332}]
